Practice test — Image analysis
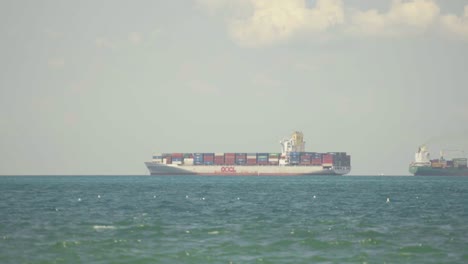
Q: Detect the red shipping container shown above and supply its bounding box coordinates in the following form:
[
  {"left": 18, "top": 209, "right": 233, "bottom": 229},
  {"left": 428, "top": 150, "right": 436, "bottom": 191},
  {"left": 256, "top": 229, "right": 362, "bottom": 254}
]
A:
[{"left": 311, "top": 158, "right": 322, "bottom": 165}]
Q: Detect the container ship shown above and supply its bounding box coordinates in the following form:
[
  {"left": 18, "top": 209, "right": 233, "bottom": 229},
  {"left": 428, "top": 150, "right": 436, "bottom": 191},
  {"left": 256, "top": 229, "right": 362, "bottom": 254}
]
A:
[
  {"left": 145, "top": 132, "right": 351, "bottom": 176},
  {"left": 409, "top": 145, "right": 468, "bottom": 176}
]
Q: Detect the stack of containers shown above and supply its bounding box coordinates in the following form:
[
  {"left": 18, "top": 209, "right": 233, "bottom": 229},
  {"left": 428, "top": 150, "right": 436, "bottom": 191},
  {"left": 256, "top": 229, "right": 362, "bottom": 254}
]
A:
[
  {"left": 289, "top": 152, "right": 300, "bottom": 164},
  {"left": 152, "top": 153, "right": 162, "bottom": 162},
  {"left": 333, "top": 152, "right": 347, "bottom": 166},
  {"left": 214, "top": 153, "right": 225, "bottom": 165},
  {"left": 224, "top": 153, "right": 236, "bottom": 165},
  {"left": 322, "top": 153, "right": 334, "bottom": 166},
  {"left": 183, "top": 153, "right": 194, "bottom": 165},
  {"left": 311, "top": 153, "right": 322, "bottom": 166},
  {"left": 193, "top": 153, "right": 204, "bottom": 165},
  {"left": 300, "top": 153, "right": 312, "bottom": 165},
  {"left": 203, "top": 153, "right": 214, "bottom": 165},
  {"left": 447, "top": 160, "right": 454, "bottom": 167},
  {"left": 172, "top": 153, "right": 183, "bottom": 165},
  {"left": 257, "top": 153, "right": 269, "bottom": 165},
  {"left": 268, "top": 153, "right": 280, "bottom": 165},
  {"left": 453, "top": 158, "right": 467, "bottom": 168},
  {"left": 235, "top": 153, "right": 247, "bottom": 165},
  {"left": 163, "top": 156, "right": 172, "bottom": 164},
  {"left": 247, "top": 153, "right": 257, "bottom": 165}
]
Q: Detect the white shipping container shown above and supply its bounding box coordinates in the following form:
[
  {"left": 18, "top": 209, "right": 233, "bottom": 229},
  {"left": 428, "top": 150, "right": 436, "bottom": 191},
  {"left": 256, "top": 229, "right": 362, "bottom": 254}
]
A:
[{"left": 173, "top": 161, "right": 183, "bottom": 165}]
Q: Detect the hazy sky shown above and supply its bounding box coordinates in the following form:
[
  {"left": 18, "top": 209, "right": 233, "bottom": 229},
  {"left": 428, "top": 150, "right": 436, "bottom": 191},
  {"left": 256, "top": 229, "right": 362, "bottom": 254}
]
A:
[{"left": 1, "top": 0, "right": 468, "bottom": 175}]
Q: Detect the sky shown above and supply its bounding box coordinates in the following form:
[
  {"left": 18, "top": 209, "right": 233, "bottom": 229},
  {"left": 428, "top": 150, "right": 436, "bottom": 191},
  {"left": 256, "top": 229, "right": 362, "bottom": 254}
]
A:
[{"left": 1, "top": 0, "right": 467, "bottom": 175}]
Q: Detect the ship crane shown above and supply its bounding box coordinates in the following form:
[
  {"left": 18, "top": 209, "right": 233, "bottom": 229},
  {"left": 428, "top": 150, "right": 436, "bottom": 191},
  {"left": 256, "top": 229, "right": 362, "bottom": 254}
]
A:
[{"left": 440, "top": 149, "right": 466, "bottom": 160}]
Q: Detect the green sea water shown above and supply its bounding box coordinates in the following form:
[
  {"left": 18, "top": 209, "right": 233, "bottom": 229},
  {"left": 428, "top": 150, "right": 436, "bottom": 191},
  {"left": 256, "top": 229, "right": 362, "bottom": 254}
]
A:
[{"left": 1, "top": 176, "right": 467, "bottom": 263}]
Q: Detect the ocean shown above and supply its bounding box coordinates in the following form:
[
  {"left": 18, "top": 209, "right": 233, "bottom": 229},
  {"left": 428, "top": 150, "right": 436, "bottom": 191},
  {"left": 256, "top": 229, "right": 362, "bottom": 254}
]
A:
[{"left": 0, "top": 176, "right": 467, "bottom": 263}]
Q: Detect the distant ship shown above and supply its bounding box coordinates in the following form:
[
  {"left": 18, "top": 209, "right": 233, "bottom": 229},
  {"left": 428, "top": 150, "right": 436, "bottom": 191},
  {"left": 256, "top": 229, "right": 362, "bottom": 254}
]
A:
[
  {"left": 409, "top": 145, "right": 468, "bottom": 176},
  {"left": 145, "top": 131, "right": 351, "bottom": 176}
]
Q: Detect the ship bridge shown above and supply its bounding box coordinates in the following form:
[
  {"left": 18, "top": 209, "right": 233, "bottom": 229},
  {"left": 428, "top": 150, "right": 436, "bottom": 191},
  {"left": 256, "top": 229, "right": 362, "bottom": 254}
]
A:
[{"left": 280, "top": 131, "right": 305, "bottom": 154}]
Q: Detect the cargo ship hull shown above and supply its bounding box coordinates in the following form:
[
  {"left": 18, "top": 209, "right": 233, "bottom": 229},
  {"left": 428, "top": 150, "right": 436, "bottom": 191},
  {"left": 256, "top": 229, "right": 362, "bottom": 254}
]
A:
[
  {"left": 409, "top": 166, "right": 468, "bottom": 176},
  {"left": 145, "top": 162, "right": 350, "bottom": 176}
]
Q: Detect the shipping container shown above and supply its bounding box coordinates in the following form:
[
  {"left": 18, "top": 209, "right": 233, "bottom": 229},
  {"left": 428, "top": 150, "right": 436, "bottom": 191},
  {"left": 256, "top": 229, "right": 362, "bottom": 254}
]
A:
[
  {"left": 311, "top": 158, "right": 322, "bottom": 165},
  {"left": 164, "top": 157, "right": 172, "bottom": 164}
]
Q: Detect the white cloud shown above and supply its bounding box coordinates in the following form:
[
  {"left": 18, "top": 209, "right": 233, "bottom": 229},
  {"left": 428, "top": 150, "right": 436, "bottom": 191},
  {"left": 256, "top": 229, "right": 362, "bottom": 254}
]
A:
[
  {"left": 348, "top": 0, "right": 440, "bottom": 37},
  {"left": 441, "top": 5, "right": 468, "bottom": 39},
  {"left": 196, "top": 0, "right": 468, "bottom": 46},
  {"left": 227, "top": 0, "right": 344, "bottom": 47},
  {"left": 128, "top": 32, "right": 143, "bottom": 45},
  {"left": 188, "top": 79, "right": 218, "bottom": 94},
  {"left": 252, "top": 73, "right": 281, "bottom": 87},
  {"left": 95, "top": 37, "right": 114, "bottom": 49},
  {"left": 47, "top": 57, "right": 65, "bottom": 68}
]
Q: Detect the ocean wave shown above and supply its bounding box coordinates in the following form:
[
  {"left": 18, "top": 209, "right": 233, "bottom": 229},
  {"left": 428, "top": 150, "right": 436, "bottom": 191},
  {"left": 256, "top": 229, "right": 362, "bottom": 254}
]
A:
[{"left": 93, "top": 225, "right": 116, "bottom": 231}]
